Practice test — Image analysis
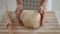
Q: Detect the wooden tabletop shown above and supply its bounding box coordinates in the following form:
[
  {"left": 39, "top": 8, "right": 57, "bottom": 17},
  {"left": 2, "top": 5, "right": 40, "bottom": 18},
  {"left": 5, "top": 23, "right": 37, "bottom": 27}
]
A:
[{"left": 0, "top": 10, "right": 60, "bottom": 34}]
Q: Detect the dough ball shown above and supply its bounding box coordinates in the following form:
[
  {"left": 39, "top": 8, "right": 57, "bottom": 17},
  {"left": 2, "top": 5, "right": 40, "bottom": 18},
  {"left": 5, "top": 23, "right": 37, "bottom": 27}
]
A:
[{"left": 20, "top": 10, "right": 41, "bottom": 28}]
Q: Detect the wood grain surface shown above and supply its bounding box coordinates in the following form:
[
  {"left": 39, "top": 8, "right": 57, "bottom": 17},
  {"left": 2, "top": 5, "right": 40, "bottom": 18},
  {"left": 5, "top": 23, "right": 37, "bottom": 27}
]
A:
[{"left": 0, "top": 10, "right": 60, "bottom": 34}]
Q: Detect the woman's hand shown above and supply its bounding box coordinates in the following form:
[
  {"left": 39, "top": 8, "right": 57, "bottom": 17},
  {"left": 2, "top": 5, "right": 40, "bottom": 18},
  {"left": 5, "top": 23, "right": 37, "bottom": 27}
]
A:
[
  {"left": 38, "top": 6, "right": 45, "bottom": 26},
  {"left": 15, "top": 5, "right": 23, "bottom": 25},
  {"left": 38, "top": 6, "right": 44, "bottom": 14}
]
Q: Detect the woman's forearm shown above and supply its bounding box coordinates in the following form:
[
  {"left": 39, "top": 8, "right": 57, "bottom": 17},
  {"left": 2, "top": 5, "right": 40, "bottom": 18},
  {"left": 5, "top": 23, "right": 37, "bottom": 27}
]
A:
[
  {"left": 39, "top": 0, "right": 47, "bottom": 7},
  {"left": 16, "top": 0, "right": 23, "bottom": 5}
]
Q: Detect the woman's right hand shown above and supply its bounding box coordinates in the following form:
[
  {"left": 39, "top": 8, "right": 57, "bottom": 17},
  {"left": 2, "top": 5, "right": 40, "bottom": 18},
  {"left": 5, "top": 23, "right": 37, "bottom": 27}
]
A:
[{"left": 38, "top": 6, "right": 45, "bottom": 26}]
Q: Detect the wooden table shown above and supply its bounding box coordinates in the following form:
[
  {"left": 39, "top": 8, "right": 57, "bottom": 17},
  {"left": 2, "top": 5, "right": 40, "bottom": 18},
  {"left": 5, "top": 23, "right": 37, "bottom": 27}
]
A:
[{"left": 0, "top": 10, "right": 60, "bottom": 34}]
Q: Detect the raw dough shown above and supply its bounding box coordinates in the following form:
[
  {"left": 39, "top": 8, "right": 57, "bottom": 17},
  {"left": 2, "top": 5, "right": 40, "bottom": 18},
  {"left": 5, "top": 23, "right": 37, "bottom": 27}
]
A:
[{"left": 20, "top": 10, "right": 41, "bottom": 28}]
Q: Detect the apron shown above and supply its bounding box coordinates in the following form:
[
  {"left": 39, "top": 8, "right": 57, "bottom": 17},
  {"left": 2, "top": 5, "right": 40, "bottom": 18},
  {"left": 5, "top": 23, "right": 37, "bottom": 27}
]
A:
[{"left": 23, "top": 0, "right": 41, "bottom": 10}]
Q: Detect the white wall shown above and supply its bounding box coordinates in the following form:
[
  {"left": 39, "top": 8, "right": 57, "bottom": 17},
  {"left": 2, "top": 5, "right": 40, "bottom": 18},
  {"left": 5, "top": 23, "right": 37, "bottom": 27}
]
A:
[
  {"left": 0, "top": 0, "right": 17, "bottom": 11},
  {"left": 52, "top": 0, "right": 60, "bottom": 10},
  {"left": 46, "top": 0, "right": 52, "bottom": 11}
]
